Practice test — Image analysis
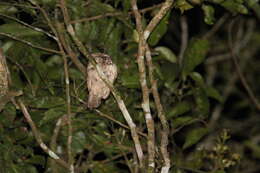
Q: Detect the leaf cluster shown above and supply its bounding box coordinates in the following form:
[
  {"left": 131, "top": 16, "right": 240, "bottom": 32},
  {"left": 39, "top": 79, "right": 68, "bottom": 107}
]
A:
[{"left": 0, "top": 0, "right": 259, "bottom": 172}]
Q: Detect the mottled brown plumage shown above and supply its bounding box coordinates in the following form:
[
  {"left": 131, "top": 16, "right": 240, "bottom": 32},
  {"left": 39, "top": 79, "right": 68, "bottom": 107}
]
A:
[{"left": 86, "top": 53, "right": 117, "bottom": 109}]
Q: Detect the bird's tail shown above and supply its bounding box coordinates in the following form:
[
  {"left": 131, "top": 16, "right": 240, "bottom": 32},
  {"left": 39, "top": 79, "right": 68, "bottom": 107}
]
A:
[{"left": 87, "top": 93, "right": 101, "bottom": 109}]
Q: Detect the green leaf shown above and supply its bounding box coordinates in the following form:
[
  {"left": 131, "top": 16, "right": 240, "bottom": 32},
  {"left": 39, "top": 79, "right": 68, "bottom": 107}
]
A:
[
  {"left": 168, "top": 101, "right": 191, "bottom": 118},
  {"left": 45, "top": 55, "right": 63, "bottom": 67},
  {"left": 0, "top": 24, "right": 43, "bottom": 37},
  {"left": 175, "top": 0, "right": 193, "bottom": 13},
  {"left": 246, "top": 0, "right": 258, "bottom": 7},
  {"left": 75, "top": 23, "right": 88, "bottom": 43},
  {"left": 92, "top": 163, "right": 119, "bottom": 173},
  {"left": 214, "top": 171, "right": 226, "bottom": 173},
  {"left": 148, "top": 12, "right": 170, "bottom": 46},
  {"left": 182, "top": 38, "right": 210, "bottom": 77},
  {"left": 221, "top": 0, "right": 248, "bottom": 14},
  {"left": 105, "top": 22, "right": 122, "bottom": 57},
  {"left": 2, "top": 41, "right": 14, "bottom": 53},
  {"left": 89, "top": 1, "right": 115, "bottom": 15},
  {"left": 0, "top": 104, "right": 16, "bottom": 127},
  {"left": 120, "top": 64, "right": 140, "bottom": 88},
  {"left": 189, "top": 0, "right": 203, "bottom": 5},
  {"left": 160, "top": 63, "right": 179, "bottom": 83},
  {"left": 164, "top": 81, "right": 179, "bottom": 93},
  {"left": 40, "top": 0, "right": 56, "bottom": 6},
  {"left": 123, "top": 0, "right": 131, "bottom": 12},
  {"left": 39, "top": 107, "right": 65, "bottom": 126},
  {"left": 183, "top": 127, "right": 208, "bottom": 149},
  {"left": 87, "top": 22, "right": 99, "bottom": 41},
  {"left": 244, "top": 140, "right": 260, "bottom": 159},
  {"left": 28, "top": 96, "right": 65, "bottom": 108},
  {"left": 205, "top": 86, "right": 223, "bottom": 102},
  {"left": 13, "top": 145, "right": 32, "bottom": 158},
  {"left": 193, "top": 88, "right": 209, "bottom": 117},
  {"left": 25, "top": 155, "right": 46, "bottom": 166},
  {"left": 12, "top": 164, "right": 38, "bottom": 173},
  {"left": 235, "top": 0, "right": 244, "bottom": 3},
  {"left": 202, "top": 4, "right": 215, "bottom": 25},
  {"left": 99, "top": 19, "right": 115, "bottom": 44},
  {"left": 13, "top": 127, "right": 28, "bottom": 141},
  {"left": 155, "top": 46, "right": 177, "bottom": 63},
  {"left": 69, "top": 68, "right": 84, "bottom": 80},
  {"left": 211, "top": 0, "right": 225, "bottom": 3},
  {"left": 34, "top": 57, "right": 47, "bottom": 76},
  {"left": 189, "top": 72, "right": 205, "bottom": 87},
  {"left": 121, "top": 75, "right": 139, "bottom": 88},
  {"left": 46, "top": 66, "right": 63, "bottom": 80},
  {"left": 0, "top": 6, "right": 18, "bottom": 14},
  {"left": 172, "top": 116, "right": 195, "bottom": 128},
  {"left": 245, "top": 0, "right": 260, "bottom": 19},
  {"left": 154, "top": 63, "right": 164, "bottom": 80}
]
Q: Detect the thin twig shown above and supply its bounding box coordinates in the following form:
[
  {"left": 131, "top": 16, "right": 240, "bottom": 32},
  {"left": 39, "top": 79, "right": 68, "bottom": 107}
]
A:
[
  {"left": 7, "top": 58, "right": 36, "bottom": 96},
  {"left": 174, "top": 165, "right": 208, "bottom": 173},
  {"left": 0, "top": 32, "right": 61, "bottom": 54},
  {"left": 145, "top": 45, "right": 170, "bottom": 173},
  {"left": 71, "top": 94, "right": 147, "bottom": 138},
  {"left": 63, "top": 49, "right": 74, "bottom": 173},
  {"left": 178, "top": 15, "right": 188, "bottom": 64},
  {"left": 143, "top": 0, "right": 174, "bottom": 41},
  {"left": 228, "top": 19, "right": 260, "bottom": 111},
  {"left": 70, "top": 3, "right": 163, "bottom": 24},
  {"left": 28, "top": 0, "right": 86, "bottom": 76},
  {"left": 207, "top": 20, "right": 257, "bottom": 129},
  {"left": 0, "top": 13, "right": 57, "bottom": 41},
  {"left": 27, "top": 0, "right": 58, "bottom": 39},
  {"left": 50, "top": 117, "right": 64, "bottom": 173},
  {"left": 17, "top": 99, "right": 70, "bottom": 170},
  {"left": 25, "top": 4, "right": 76, "bottom": 170},
  {"left": 15, "top": 1, "right": 77, "bottom": 172},
  {"left": 22, "top": 3, "right": 85, "bottom": 170},
  {"left": 206, "top": 18, "right": 254, "bottom": 65},
  {"left": 95, "top": 109, "right": 147, "bottom": 138},
  {"left": 57, "top": 28, "right": 86, "bottom": 75},
  {"left": 0, "top": 2, "right": 37, "bottom": 9},
  {"left": 114, "top": 134, "right": 135, "bottom": 173},
  {"left": 203, "top": 13, "right": 229, "bottom": 40},
  {"left": 55, "top": 22, "right": 74, "bottom": 173}
]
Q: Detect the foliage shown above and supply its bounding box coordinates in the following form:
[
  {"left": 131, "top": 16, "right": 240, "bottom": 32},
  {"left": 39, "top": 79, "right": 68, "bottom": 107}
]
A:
[{"left": 0, "top": 0, "right": 259, "bottom": 172}]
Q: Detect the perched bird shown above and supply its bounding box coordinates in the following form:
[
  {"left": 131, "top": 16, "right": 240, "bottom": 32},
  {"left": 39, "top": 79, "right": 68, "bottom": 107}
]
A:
[{"left": 86, "top": 53, "right": 117, "bottom": 109}]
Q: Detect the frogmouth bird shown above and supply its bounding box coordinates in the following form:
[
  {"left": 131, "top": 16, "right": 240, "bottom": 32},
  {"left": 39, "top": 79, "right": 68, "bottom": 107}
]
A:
[{"left": 86, "top": 53, "right": 117, "bottom": 109}]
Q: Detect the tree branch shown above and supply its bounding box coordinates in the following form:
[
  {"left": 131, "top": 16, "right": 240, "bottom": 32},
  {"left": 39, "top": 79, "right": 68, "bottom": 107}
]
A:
[
  {"left": 0, "top": 13, "right": 57, "bottom": 41},
  {"left": 55, "top": 21, "right": 74, "bottom": 173},
  {"left": 145, "top": 45, "right": 170, "bottom": 173},
  {"left": 59, "top": 0, "right": 144, "bottom": 166},
  {"left": 131, "top": 0, "right": 155, "bottom": 170},
  {"left": 228, "top": 19, "right": 260, "bottom": 111},
  {"left": 178, "top": 15, "right": 188, "bottom": 63},
  {"left": 17, "top": 99, "right": 71, "bottom": 171},
  {"left": 0, "top": 32, "right": 61, "bottom": 54},
  {"left": 70, "top": 3, "right": 163, "bottom": 24},
  {"left": 143, "top": 0, "right": 174, "bottom": 41}
]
